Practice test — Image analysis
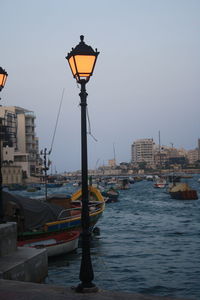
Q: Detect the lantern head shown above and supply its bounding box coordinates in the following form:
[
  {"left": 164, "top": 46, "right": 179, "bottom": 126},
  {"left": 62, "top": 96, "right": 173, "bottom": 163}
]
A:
[
  {"left": 0, "top": 67, "right": 8, "bottom": 92},
  {"left": 66, "top": 35, "right": 99, "bottom": 83}
]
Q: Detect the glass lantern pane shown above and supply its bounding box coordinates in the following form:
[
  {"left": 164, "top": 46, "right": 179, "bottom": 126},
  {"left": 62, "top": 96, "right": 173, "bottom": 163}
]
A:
[
  {"left": 3, "top": 76, "right": 7, "bottom": 86},
  {"left": 0, "top": 74, "right": 4, "bottom": 86},
  {"left": 75, "top": 55, "right": 96, "bottom": 76},
  {"left": 0, "top": 74, "right": 7, "bottom": 87},
  {"left": 69, "top": 57, "right": 77, "bottom": 76}
]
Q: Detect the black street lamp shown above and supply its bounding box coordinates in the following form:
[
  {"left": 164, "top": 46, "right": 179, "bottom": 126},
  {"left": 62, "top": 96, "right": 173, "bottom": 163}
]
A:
[
  {"left": 0, "top": 67, "right": 8, "bottom": 92},
  {"left": 0, "top": 67, "right": 8, "bottom": 223},
  {"left": 66, "top": 36, "right": 99, "bottom": 292}
]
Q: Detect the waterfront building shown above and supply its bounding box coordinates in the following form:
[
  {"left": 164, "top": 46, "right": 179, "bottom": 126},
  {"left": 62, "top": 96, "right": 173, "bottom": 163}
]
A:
[
  {"left": 131, "top": 138, "right": 154, "bottom": 166},
  {"left": 198, "top": 138, "right": 200, "bottom": 161},
  {"left": 0, "top": 106, "right": 41, "bottom": 183},
  {"left": 153, "top": 146, "right": 169, "bottom": 169},
  {"left": 2, "top": 165, "right": 22, "bottom": 185},
  {"left": 187, "top": 149, "right": 199, "bottom": 164},
  {"left": 108, "top": 159, "right": 116, "bottom": 168}
]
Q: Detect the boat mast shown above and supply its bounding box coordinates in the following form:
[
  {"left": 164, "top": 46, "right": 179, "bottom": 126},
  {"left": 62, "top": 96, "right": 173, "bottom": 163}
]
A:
[
  {"left": 113, "top": 143, "right": 116, "bottom": 166},
  {"left": 159, "top": 131, "right": 161, "bottom": 175},
  {"left": 40, "top": 89, "right": 65, "bottom": 199}
]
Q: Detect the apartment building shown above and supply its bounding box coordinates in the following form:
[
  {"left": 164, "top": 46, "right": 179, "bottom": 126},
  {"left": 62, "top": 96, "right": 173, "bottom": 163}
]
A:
[
  {"left": 131, "top": 138, "right": 154, "bottom": 166},
  {"left": 153, "top": 146, "right": 169, "bottom": 168},
  {"left": 0, "top": 106, "right": 41, "bottom": 182},
  {"left": 108, "top": 159, "right": 116, "bottom": 168},
  {"left": 187, "top": 149, "right": 199, "bottom": 164},
  {"left": 198, "top": 139, "right": 200, "bottom": 161}
]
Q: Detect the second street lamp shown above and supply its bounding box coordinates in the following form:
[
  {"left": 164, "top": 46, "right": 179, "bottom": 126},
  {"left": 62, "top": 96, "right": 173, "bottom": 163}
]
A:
[
  {"left": 66, "top": 35, "right": 99, "bottom": 292},
  {"left": 0, "top": 67, "right": 8, "bottom": 92},
  {"left": 0, "top": 66, "right": 8, "bottom": 223}
]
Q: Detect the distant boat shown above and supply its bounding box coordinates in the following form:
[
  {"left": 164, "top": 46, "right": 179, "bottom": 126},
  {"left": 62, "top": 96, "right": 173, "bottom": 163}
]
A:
[
  {"left": 116, "top": 178, "right": 130, "bottom": 190},
  {"left": 153, "top": 177, "right": 167, "bottom": 188},
  {"left": 8, "top": 184, "right": 27, "bottom": 191},
  {"left": 73, "top": 182, "right": 79, "bottom": 187},
  {"left": 18, "top": 230, "right": 79, "bottom": 257},
  {"left": 168, "top": 183, "right": 198, "bottom": 200},
  {"left": 26, "top": 184, "right": 41, "bottom": 192},
  {"left": 146, "top": 175, "right": 154, "bottom": 181},
  {"left": 102, "top": 187, "right": 119, "bottom": 203},
  {"left": 129, "top": 177, "right": 135, "bottom": 184},
  {"left": 46, "top": 183, "right": 63, "bottom": 188}
]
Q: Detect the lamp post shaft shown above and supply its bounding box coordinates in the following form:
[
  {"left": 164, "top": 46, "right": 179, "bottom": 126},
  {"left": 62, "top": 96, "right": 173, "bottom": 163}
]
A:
[
  {"left": 80, "top": 81, "right": 89, "bottom": 227},
  {"left": 0, "top": 67, "right": 8, "bottom": 223},
  {"left": 0, "top": 131, "right": 3, "bottom": 223},
  {"left": 78, "top": 80, "right": 95, "bottom": 290}
]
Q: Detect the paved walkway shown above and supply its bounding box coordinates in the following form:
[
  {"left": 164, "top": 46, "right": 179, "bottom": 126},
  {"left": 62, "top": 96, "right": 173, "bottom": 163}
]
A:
[{"left": 0, "top": 280, "right": 191, "bottom": 300}]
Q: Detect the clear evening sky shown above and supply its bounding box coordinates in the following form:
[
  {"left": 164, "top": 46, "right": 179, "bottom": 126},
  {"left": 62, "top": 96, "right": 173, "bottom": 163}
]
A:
[{"left": 1, "top": 0, "right": 200, "bottom": 172}]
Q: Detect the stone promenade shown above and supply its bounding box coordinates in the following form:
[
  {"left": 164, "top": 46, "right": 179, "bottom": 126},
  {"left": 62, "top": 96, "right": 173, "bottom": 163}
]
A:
[{"left": 0, "top": 279, "right": 191, "bottom": 300}]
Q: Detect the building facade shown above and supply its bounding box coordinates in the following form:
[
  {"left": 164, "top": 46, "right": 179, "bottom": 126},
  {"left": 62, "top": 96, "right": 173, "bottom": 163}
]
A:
[
  {"left": 187, "top": 149, "right": 199, "bottom": 164},
  {"left": 131, "top": 138, "right": 154, "bottom": 166},
  {"left": 198, "top": 139, "right": 200, "bottom": 161},
  {"left": 0, "top": 106, "right": 41, "bottom": 182},
  {"left": 108, "top": 159, "right": 116, "bottom": 168}
]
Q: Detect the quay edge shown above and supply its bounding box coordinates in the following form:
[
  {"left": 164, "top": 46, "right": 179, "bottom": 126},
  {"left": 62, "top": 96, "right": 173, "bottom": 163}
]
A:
[
  {"left": 0, "top": 222, "right": 48, "bottom": 283},
  {"left": 0, "top": 279, "right": 193, "bottom": 300}
]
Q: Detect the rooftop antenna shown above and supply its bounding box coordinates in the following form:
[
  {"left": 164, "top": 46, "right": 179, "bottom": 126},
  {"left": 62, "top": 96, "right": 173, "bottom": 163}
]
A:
[
  {"left": 159, "top": 130, "right": 161, "bottom": 172},
  {"left": 113, "top": 143, "right": 116, "bottom": 165}
]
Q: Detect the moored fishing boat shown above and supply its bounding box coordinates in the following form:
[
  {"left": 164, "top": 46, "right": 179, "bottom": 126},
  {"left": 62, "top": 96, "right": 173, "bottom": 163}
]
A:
[
  {"left": 44, "top": 185, "right": 105, "bottom": 233},
  {"left": 101, "top": 187, "right": 119, "bottom": 203},
  {"left": 3, "top": 186, "right": 105, "bottom": 240},
  {"left": 18, "top": 230, "right": 80, "bottom": 257},
  {"left": 168, "top": 183, "right": 198, "bottom": 200}
]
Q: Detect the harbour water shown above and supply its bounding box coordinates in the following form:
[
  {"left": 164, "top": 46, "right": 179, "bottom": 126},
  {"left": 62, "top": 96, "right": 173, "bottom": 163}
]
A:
[{"left": 11, "top": 175, "right": 200, "bottom": 299}]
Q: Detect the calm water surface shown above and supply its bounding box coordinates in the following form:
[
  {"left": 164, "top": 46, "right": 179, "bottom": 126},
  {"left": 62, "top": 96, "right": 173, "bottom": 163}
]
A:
[{"left": 26, "top": 176, "right": 200, "bottom": 299}]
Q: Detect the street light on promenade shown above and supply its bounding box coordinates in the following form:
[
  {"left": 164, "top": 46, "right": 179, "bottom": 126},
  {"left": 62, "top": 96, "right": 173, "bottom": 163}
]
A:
[
  {"left": 0, "top": 67, "right": 8, "bottom": 223},
  {"left": 66, "top": 35, "right": 99, "bottom": 292},
  {"left": 0, "top": 67, "right": 8, "bottom": 92}
]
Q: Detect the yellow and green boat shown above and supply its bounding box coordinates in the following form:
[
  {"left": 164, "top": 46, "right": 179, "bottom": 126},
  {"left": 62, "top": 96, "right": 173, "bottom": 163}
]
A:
[
  {"left": 44, "top": 185, "right": 105, "bottom": 234},
  {"left": 3, "top": 186, "right": 105, "bottom": 240}
]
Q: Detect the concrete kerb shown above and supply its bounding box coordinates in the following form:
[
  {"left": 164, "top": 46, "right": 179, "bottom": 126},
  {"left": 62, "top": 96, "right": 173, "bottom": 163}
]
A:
[{"left": 0, "top": 280, "right": 192, "bottom": 300}]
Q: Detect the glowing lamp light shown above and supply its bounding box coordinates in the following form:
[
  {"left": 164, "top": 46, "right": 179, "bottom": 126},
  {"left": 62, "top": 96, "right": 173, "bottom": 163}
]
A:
[
  {"left": 66, "top": 35, "right": 99, "bottom": 83},
  {"left": 0, "top": 67, "right": 8, "bottom": 92}
]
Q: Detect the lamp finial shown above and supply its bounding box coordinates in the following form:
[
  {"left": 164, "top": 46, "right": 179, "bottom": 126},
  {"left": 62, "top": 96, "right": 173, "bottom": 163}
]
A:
[{"left": 80, "top": 35, "right": 84, "bottom": 43}]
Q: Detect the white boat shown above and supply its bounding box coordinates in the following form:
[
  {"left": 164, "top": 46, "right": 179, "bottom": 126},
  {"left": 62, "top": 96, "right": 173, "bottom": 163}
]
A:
[
  {"left": 18, "top": 230, "right": 80, "bottom": 257},
  {"left": 153, "top": 177, "right": 167, "bottom": 188}
]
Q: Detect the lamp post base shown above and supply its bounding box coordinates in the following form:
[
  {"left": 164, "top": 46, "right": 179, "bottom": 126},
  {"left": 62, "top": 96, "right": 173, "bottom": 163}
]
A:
[{"left": 74, "top": 283, "right": 98, "bottom": 293}]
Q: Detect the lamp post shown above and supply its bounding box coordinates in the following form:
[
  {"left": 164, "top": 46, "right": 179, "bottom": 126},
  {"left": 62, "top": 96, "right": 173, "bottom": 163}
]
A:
[
  {"left": 0, "top": 67, "right": 8, "bottom": 93},
  {"left": 66, "top": 36, "right": 99, "bottom": 292},
  {"left": 0, "top": 67, "right": 8, "bottom": 223}
]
